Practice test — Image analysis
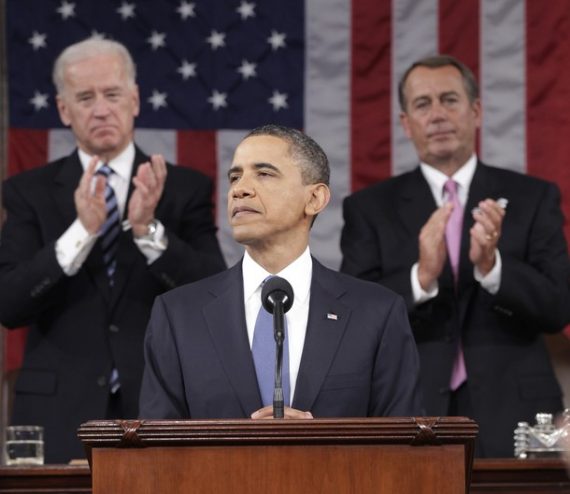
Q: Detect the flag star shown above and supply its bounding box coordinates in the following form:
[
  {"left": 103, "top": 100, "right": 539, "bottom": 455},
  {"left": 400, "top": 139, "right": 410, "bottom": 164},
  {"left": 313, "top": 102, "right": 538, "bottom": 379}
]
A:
[
  {"left": 237, "top": 60, "right": 257, "bottom": 80},
  {"left": 117, "top": 2, "right": 136, "bottom": 20},
  {"left": 29, "top": 91, "right": 49, "bottom": 111},
  {"left": 206, "top": 30, "right": 226, "bottom": 50},
  {"left": 208, "top": 90, "right": 227, "bottom": 110},
  {"left": 56, "top": 1, "right": 76, "bottom": 20},
  {"left": 177, "top": 1, "right": 196, "bottom": 20},
  {"left": 28, "top": 31, "right": 47, "bottom": 50},
  {"left": 147, "top": 31, "right": 166, "bottom": 50},
  {"left": 236, "top": 1, "right": 256, "bottom": 20},
  {"left": 148, "top": 90, "right": 167, "bottom": 110},
  {"left": 177, "top": 60, "right": 197, "bottom": 80},
  {"left": 268, "top": 90, "right": 288, "bottom": 111},
  {"left": 267, "top": 30, "right": 286, "bottom": 50}
]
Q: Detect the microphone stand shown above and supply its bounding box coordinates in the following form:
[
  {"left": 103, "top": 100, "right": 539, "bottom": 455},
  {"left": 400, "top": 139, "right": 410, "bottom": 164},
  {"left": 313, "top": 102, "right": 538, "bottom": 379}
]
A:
[{"left": 272, "top": 299, "right": 285, "bottom": 419}]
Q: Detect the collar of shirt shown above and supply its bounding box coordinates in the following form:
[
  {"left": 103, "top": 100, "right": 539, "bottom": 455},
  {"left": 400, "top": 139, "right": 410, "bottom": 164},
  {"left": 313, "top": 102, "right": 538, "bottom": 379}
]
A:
[
  {"left": 242, "top": 246, "right": 312, "bottom": 339},
  {"left": 419, "top": 154, "right": 477, "bottom": 207},
  {"left": 78, "top": 143, "right": 135, "bottom": 217}
]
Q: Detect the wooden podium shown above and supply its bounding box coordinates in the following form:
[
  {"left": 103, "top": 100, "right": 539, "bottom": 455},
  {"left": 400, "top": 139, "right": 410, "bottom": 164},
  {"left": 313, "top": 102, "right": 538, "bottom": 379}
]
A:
[{"left": 78, "top": 417, "right": 477, "bottom": 494}]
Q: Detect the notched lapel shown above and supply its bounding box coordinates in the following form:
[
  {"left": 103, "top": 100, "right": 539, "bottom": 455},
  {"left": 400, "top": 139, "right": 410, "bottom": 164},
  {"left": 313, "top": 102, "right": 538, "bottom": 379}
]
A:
[
  {"left": 53, "top": 153, "right": 83, "bottom": 229},
  {"left": 293, "top": 264, "right": 351, "bottom": 411},
  {"left": 202, "top": 265, "right": 262, "bottom": 415},
  {"left": 398, "top": 169, "right": 438, "bottom": 239}
]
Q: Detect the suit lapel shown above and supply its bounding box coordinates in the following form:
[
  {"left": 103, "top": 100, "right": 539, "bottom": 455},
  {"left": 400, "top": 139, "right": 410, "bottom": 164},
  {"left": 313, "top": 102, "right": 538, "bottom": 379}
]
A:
[
  {"left": 53, "top": 152, "right": 83, "bottom": 228},
  {"left": 293, "top": 260, "right": 351, "bottom": 411},
  {"left": 397, "top": 168, "right": 438, "bottom": 239},
  {"left": 399, "top": 168, "right": 455, "bottom": 284},
  {"left": 202, "top": 263, "right": 262, "bottom": 415}
]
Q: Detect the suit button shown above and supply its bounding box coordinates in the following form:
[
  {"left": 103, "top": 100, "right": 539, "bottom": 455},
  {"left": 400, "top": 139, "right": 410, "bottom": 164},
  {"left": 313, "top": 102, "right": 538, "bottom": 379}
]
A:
[
  {"left": 109, "top": 324, "right": 119, "bottom": 333},
  {"left": 97, "top": 376, "right": 107, "bottom": 387}
]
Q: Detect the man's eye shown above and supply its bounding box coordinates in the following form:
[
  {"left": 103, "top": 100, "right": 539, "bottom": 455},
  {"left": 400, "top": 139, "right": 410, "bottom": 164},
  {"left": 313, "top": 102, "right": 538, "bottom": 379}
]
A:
[{"left": 229, "top": 175, "right": 239, "bottom": 183}]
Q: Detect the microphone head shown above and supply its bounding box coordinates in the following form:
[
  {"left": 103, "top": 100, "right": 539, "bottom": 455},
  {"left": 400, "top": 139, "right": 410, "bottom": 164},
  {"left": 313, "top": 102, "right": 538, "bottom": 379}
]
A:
[{"left": 261, "top": 276, "right": 294, "bottom": 314}]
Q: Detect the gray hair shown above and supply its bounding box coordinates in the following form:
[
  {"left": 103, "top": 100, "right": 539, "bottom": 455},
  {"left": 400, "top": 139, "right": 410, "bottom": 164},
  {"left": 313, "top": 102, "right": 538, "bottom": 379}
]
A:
[
  {"left": 398, "top": 54, "right": 479, "bottom": 112},
  {"left": 53, "top": 38, "right": 137, "bottom": 94},
  {"left": 244, "top": 124, "right": 330, "bottom": 186}
]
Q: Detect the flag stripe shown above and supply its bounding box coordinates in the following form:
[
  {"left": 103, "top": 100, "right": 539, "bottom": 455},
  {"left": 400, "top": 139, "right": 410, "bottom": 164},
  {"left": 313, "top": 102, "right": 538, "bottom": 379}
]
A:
[
  {"left": 351, "top": 0, "right": 392, "bottom": 192},
  {"left": 391, "top": 0, "right": 439, "bottom": 176},
  {"left": 480, "top": 0, "right": 526, "bottom": 173},
  {"left": 526, "top": 0, "right": 570, "bottom": 242},
  {"left": 8, "top": 129, "right": 48, "bottom": 175}
]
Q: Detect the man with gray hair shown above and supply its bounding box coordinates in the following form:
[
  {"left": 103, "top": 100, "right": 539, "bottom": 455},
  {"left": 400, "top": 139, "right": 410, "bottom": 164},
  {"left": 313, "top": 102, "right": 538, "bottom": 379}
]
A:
[
  {"left": 341, "top": 54, "right": 570, "bottom": 456},
  {"left": 0, "top": 38, "right": 226, "bottom": 463}
]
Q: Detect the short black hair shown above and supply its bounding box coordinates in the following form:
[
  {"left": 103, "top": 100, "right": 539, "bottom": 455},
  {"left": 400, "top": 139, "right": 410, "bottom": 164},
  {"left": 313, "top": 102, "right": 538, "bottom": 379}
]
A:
[{"left": 245, "top": 125, "right": 330, "bottom": 186}]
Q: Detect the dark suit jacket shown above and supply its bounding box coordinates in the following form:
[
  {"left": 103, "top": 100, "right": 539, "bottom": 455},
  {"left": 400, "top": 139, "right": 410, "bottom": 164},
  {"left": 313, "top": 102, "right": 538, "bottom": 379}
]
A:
[
  {"left": 341, "top": 162, "right": 570, "bottom": 457},
  {"left": 0, "top": 148, "right": 226, "bottom": 463},
  {"left": 139, "top": 258, "right": 423, "bottom": 419}
]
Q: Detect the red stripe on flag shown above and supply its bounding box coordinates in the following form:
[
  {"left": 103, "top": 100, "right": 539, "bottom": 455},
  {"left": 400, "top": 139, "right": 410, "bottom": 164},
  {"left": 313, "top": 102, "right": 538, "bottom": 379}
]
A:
[
  {"left": 351, "top": 0, "right": 392, "bottom": 192},
  {"left": 8, "top": 129, "right": 48, "bottom": 176},
  {"left": 4, "top": 130, "right": 44, "bottom": 371},
  {"left": 438, "top": 0, "right": 480, "bottom": 76},
  {"left": 176, "top": 130, "right": 219, "bottom": 220},
  {"left": 176, "top": 130, "right": 218, "bottom": 181},
  {"left": 526, "top": 0, "right": 570, "bottom": 245},
  {"left": 439, "top": 0, "right": 480, "bottom": 152}
]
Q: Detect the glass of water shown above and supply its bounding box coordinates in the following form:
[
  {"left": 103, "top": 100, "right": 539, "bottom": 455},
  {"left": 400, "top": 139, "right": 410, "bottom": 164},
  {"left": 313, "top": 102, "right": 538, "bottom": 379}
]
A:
[{"left": 4, "top": 426, "right": 44, "bottom": 466}]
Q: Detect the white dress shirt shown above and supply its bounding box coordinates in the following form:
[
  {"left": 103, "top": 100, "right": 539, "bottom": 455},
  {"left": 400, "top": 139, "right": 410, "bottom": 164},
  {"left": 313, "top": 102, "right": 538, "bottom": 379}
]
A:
[
  {"left": 55, "top": 143, "right": 166, "bottom": 275},
  {"left": 242, "top": 247, "right": 312, "bottom": 403},
  {"left": 411, "top": 154, "right": 502, "bottom": 304}
]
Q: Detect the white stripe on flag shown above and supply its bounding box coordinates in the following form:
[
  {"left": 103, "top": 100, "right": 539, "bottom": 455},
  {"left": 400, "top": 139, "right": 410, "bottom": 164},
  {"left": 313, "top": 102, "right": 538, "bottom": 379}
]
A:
[
  {"left": 217, "top": 130, "right": 248, "bottom": 268},
  {"left": 305, "top": 0, "right": 351, "bottom": 269},
  {"left": 135, "top": 130, "right": 177, "bottom": 165},
  {"left": 48, "top": 129, "right": 75, "bottom": 161},
  {"left": 480, "top": 0, "right": 526, "bottom": 173},
  {"left": 391, "top": 0, "right": 439, "bottom": 176}
]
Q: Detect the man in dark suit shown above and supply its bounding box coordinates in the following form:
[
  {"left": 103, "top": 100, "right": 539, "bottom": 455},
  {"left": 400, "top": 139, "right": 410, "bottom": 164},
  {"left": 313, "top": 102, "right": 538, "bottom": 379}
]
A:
[
  {"left": 0, "top": 38, "right": 226, "bottom": 463},
  {"left": 341, "top": 55, "right": 570, "bottom": 457},
  {"left": 139, "top": 125, "right": 423, "bottom": 420}
]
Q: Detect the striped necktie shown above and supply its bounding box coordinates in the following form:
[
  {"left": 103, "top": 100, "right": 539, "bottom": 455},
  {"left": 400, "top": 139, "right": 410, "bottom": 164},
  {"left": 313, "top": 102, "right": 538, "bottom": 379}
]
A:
[
  {"left": 96, "top": 164, "right": 120, "bottom": 285},
  {"left": 444, "top": 179, "right": 467, "bottom": 390}
]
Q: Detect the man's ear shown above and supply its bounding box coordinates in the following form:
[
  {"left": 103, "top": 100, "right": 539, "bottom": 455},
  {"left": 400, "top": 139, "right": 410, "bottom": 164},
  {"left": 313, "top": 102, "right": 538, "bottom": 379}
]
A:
[
  {"left": 56, "top": 95, "right": 71, "bottom": 127},
  {"left": 305, "top": 183, "right": 331, "bottom": 218},
  {"left": 399, "top": 111, "right": 412, "bottom": 139},
  {"left": 131, "top": 84, "right": 140, "bottom": 118}
]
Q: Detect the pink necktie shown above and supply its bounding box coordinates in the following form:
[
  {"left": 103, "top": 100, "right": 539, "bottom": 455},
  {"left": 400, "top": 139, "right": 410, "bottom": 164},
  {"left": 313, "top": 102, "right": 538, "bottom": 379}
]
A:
[{"left": 444, "top": 179, "right": 467, "bottom": 391}]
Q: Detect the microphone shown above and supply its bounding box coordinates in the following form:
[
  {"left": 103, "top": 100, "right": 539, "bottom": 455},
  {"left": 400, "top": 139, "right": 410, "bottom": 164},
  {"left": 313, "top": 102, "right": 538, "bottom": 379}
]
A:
[{"left": 261, "top": 276, "right": 294, "bottom": 418}]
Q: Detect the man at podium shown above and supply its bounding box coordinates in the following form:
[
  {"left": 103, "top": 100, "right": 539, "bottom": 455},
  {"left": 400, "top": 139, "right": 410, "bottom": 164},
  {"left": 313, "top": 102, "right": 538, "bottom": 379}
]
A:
[{"left": 139, "top": 125, "right": 424, "bottom": 419}]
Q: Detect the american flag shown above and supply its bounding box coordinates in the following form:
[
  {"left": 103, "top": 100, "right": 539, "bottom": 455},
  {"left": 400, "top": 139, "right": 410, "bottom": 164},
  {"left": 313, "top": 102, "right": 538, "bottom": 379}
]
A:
[{"left": 4, "top": 0, "right": 570, "bottom": 370}]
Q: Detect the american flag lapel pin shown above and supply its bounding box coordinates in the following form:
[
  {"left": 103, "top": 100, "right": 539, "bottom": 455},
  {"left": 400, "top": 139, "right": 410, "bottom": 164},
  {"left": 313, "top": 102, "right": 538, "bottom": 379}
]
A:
[{"left": 326, "top": 312, "right": 338, "bottom": 321}]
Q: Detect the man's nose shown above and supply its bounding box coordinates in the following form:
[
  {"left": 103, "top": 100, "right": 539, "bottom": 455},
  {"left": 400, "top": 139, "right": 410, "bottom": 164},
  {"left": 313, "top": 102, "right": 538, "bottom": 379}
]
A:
[
  {"left": 231, "top": 177, "right": 254, "bottom": 198},
  {"left": 429, "top": 102, "right": 447, "bottom": 121},
  {"left": 92, "top": 96, "right": 111, "bottom": 116}
]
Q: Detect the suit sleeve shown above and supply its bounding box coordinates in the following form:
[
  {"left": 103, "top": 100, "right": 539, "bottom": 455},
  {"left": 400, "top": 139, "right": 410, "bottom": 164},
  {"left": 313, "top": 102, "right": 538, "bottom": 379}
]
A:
[
  {"left": 0, "top": 178, "right": 66, "bottom": 328},
  {"left": 370, "top": 296, "right": 424, "bottom": 416},
  {"left": 341, "top": 195, "right": 416, "bottom": 309},
  {"left": 496, "top": 182, "right": 570, "bottom": 331},
  {"left": 148, "top": 170, "right": 226, "bottom": 289},
  {"left": 139, "top": 295, "right": 190, "bottom": 419}
]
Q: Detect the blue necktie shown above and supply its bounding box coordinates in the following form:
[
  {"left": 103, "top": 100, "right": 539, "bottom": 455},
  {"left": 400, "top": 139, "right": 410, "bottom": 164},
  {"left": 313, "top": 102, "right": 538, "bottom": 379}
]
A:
[
  {"left": 252, "top": 280, "right": 291, "bottom": 407},
  {"left": 96, "top": 164, "right": 120, "bottom": 285}
]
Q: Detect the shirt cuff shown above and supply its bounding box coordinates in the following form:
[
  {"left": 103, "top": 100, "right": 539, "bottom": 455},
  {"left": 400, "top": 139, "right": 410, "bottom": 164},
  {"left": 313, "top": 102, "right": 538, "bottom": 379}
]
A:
[
  {"left": 133, "top": 220, "right": 168, "bottom": 264},
  {"left": 55, "top": 219, "right": 98, "bottom": 275},
  {"left": 474, "top": 249, "right": 502, "bottom": 294},
  {"left": 411, "top": 262, "right": 439, "bottom": 304}
]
